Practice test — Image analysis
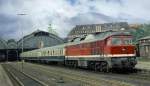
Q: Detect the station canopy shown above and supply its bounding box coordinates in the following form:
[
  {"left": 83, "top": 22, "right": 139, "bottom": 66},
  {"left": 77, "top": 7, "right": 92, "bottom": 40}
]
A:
[
  {"left": 0, "top": 38, "right": 7, "bottom": 49},
  {"left": 17, "top": 30, "right": 64, "bottom": 49}
]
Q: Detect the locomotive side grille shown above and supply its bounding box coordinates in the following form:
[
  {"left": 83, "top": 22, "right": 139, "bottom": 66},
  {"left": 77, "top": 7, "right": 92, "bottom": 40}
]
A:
[{"left": 110, "top": 46, "right": 135, "bottom": 55}]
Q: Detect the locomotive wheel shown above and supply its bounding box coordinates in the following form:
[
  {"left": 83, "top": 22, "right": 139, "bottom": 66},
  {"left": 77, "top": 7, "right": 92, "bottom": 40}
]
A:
[
  {"left": 100, "top": 62, "right": 109, "bottom": 72},
  {"left": 95, "top": 62, "right": 101, "bottom": 71},
  {"left": 88, "top": 61, "right": 95, "bottom": 70},
  {"left": 73, "top": 61, "right": 78, "bottom": 68},
  {"left": 65, "top": 60, "right": 77, "bottom": 68}
]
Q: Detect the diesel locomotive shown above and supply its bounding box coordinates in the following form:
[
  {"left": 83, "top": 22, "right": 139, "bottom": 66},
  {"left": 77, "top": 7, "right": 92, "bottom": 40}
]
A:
[{"left": 20, "top": 31, "right": 137, "bottom": 72}]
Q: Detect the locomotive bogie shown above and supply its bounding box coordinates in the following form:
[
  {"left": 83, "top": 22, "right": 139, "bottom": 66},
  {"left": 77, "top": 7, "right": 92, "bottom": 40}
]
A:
[{"left": 111, "top": 57, "right": 137, "bottom": 69}]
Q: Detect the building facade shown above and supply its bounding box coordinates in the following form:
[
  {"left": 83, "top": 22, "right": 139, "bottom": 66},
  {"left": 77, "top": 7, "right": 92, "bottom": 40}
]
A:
[
  {"left": 138, "top": 36, "right": 150, "bottom": 58},
  {"left": 68, "top": 22, "right": 129, "bottom": 41},
  {"left": 0, "top": 38, "right": 7, "bottom": 61},
  {"left": 6, "top": 39, "right": 18, "bottom": 61}
]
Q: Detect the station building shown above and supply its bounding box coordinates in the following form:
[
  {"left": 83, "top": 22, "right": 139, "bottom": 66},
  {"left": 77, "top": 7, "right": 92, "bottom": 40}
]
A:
[
  {"left": 0, "top": 38, "right": 8, "bottom": 61},
  {"left": 138, "top": 36, "right": 150, "bottom": 58},
  {"left": 0, "top": 30, "right": 64, "bottom": 61},
  {"left": 18, "top": 30, "right": 64, "bottom": 49},
  {"left": 6, "top": 39, "right": 18, "bottom": 61},
  {"left": 67, "top": 22, "right": 129, "bottom": 41}
]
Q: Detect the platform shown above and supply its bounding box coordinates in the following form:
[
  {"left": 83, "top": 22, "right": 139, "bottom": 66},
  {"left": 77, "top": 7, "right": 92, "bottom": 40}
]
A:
[
  {"left": 136, "top": 61, "right": 150, "bottom": 70},
  {"left": 0, "top": 64, "right": 13, "bottom": 86}
]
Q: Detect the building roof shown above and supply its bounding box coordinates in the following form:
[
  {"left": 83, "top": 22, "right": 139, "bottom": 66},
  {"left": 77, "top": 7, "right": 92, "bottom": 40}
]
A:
[
  {"left": 7, "top": 39, "right": 17, "bottom": 49},
  {"left": 17, "top": 30, "right": 64, "bottom": 49},
  {"left": 67, "top": 22, "right": 129, "bottom": 40},
  {"left": 139, "top": 36, "right": 150, "bottom": 40},
  {"left": 18, "top": 30, "right": 62, "bottom": 43}
]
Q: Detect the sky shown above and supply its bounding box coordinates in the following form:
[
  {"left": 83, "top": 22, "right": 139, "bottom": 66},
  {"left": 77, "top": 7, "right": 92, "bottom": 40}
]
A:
[{"left": 0, "top": 0, "right": 150, "bottom": 40}]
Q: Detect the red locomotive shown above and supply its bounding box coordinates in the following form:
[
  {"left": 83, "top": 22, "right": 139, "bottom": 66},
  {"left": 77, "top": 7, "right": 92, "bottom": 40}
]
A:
[
  {"left": 21, "top": 31, "right": 137, "bottom": 72},
  {"left": 65, "top": 31, "right": 137, "bottom": 71}
]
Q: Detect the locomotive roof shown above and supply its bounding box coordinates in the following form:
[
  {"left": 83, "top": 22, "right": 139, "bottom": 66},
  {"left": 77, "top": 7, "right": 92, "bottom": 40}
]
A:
[
  {"left": 67, "top": 31, "right": 131, "bottom": 44},
  {"left": 44, "top": 31, "right": 131, "bottom": 47}
]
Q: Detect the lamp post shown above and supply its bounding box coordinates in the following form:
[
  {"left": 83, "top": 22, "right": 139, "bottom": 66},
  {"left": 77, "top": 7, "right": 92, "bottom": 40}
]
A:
[
  {"left": 17, "top": 13, "right": 27, "bottom": 72},
  {"left": 17, "top": 13, "right": 27, "bottom": 53}
]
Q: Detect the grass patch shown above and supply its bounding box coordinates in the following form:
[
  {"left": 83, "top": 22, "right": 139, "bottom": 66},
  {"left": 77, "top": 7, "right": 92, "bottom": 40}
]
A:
[{"left": 137, "top": 57, "right": 150, "bottom": 62}]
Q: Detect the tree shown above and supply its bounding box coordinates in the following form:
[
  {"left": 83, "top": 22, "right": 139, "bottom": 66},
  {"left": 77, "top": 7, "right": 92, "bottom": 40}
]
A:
[{"left": 130, "top": 23, "right": 150, "bottom": 43}]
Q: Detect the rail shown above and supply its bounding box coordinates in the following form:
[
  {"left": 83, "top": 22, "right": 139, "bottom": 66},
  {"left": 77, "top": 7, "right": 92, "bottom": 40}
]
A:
[{"left": 2, "top": 64, "right": 48, "bottom": 86}]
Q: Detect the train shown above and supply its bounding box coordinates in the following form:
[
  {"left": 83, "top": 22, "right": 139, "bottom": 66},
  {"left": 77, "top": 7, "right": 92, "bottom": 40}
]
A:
[{"left": 20, "top": 31, "right": 137, "bottom": 72}]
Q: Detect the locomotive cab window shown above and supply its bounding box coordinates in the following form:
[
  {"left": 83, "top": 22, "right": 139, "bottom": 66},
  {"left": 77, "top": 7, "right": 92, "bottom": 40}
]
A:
[
  {"left": 111, "top": 37, "right": 122, "bottom": 45},
  {"left": 123, "top": 37, "right": 132, "bottom": 45},
  {"left": 109, "top": 36, "right": 133, "bottom": 45}
]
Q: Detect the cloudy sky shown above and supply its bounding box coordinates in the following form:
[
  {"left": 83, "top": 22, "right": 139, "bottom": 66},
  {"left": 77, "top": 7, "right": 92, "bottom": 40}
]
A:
[{"left": 0, "top": 0, "right": 150, "bottom": 40}]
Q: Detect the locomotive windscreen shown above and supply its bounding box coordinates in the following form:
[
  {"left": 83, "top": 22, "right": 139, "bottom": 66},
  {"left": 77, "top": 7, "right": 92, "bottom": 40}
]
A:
[
  {"left": 111, "top": 37, "right": 122, "bottom": 45},
  {"left": 109, "top": 36, "right": 132, "bottom": 45},
  {"left": 123, "top": 37, "right": 132, "bottom": 45}
]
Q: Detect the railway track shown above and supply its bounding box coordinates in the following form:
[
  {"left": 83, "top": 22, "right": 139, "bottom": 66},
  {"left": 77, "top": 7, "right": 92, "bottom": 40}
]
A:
[
  {"left": 7, "top": 63, "right": 131, "bottom": 86},
  {"left": 2, "top": 64, "right": 48, "bottom": 86},
  {"left": 21, "top": 62, "right": 150, "bottom": 86},
  {"left": 31, "top": 62, "right": 150, "bottom": 82},
  {"left": 9, "top": 62, "right": 133, "bottom": 86},
  {"left": 5, "top": 62, "right": 150, "bottom": 86},
  {"left": 4, "top": 63, "right": 88, "bottom": 86}
]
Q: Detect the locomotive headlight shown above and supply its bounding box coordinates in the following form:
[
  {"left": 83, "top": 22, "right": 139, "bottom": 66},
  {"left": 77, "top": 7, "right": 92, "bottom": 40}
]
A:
[{"left": 122, "top": 48, "right": 126, "bottom": 51}]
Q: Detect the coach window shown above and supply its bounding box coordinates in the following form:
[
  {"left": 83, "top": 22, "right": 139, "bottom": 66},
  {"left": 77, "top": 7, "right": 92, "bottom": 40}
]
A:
[
  {"left": 57, "top": 50, "right": 59, "bottom": 55},
  {"left": 51, "top": 50, "right": 53, "bottom": 56},
  {"left": 61, "top": 50, "right": 62, "bottom": 55},
  {"left": 60, "top": 50, "right": 61, "bottom": 55},
  {"left": 60, "top": 50, "right": 62, "bottom": 55},
  {"left": 43, "top": 51, "right": 45, "bottom": 56},
  {"left": 49, "top": 51, "right": 51, "bottom": 55},
  {"left": 53, "top": 50, "right": 55, "bottom": 56},
  {"left": 45, "top": 51, "right": 47, "bottom": 56},
  {"left": 61, "top": 50, "right": 63, "bottom": 55},
  {"left": 48, "top": 51, "right": 49, "bottom": 55},
  {"left": 57, "top": 50, "right": 60, "bottom": 56},
  {"left": 59, "top": 50, "right": 60, "bottom": 55},
  {"left": 42, "top": 51, "right": 44, "bottom": 56},
  {"left": 53, "top": 50, "right": 55, "bottom": 55}
]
